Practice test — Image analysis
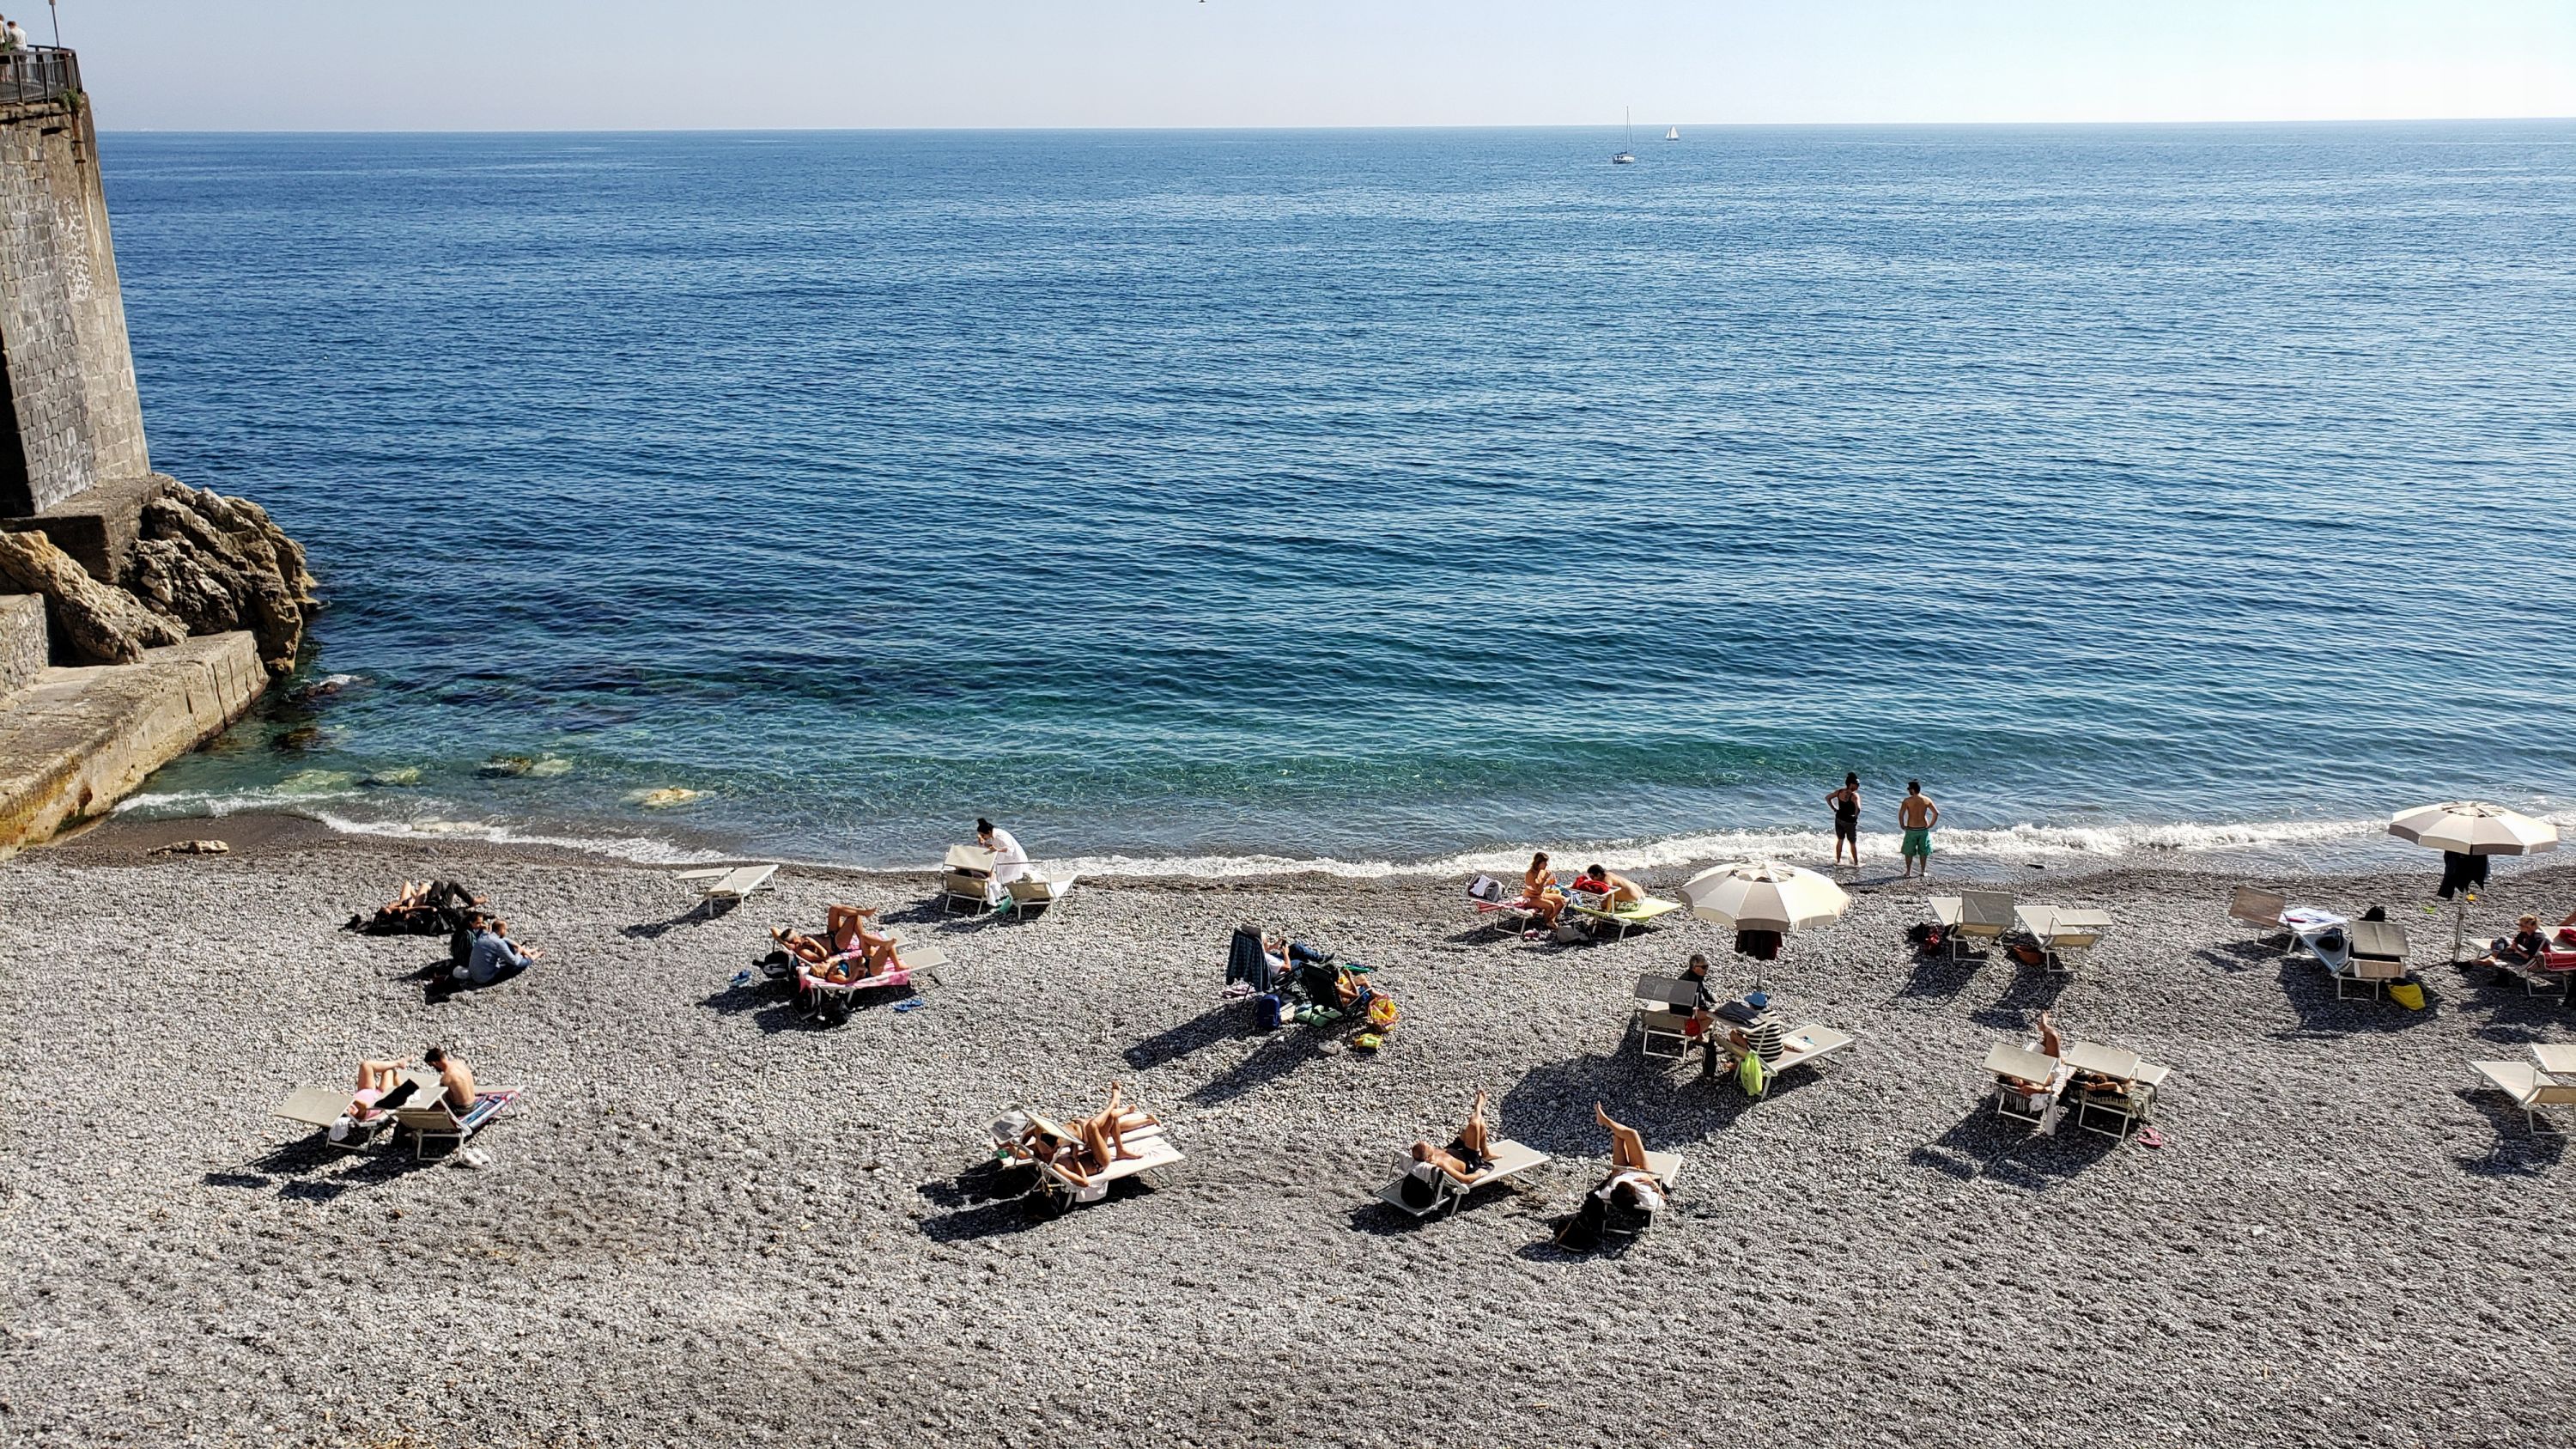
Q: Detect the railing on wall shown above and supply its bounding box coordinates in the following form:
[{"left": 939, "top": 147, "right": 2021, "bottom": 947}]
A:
[{"left": 0, "top": 46, "right": 78, "bottom": 111}]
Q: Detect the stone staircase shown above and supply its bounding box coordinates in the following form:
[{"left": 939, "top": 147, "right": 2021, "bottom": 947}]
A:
[{"left": 0, "top": 592, "right": 266, "bottom": 851}]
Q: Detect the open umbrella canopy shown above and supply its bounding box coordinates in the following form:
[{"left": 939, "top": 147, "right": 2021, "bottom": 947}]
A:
[
  {"left": 2387, "top": 801, "right": 2560, "bottom": 856},
  {"left": 1680, "top": 860, "right": 1851, "bottom": 932}
]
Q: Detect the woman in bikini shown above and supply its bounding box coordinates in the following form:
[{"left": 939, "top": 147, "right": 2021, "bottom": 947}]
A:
[
  {"left": 1826, "top": 773, "right": 1862, "bottom": 868},
  {"left": 1522, "top": 853, "right": 1567, "bottom": 929}
]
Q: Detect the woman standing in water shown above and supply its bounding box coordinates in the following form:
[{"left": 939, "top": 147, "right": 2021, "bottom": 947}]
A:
[{"left": 1826, "top": 772, "right": 1862, "bottom": 868}]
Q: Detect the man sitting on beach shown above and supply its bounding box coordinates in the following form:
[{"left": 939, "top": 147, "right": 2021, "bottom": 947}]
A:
[
  {"left": 1574, "top": 864, "right": 1647, "bottom": 907},
  {"left": 455, "top": 918, "right": 540, "bottom": 987},
  {"left": 423, "top": 1045, "right": 476, "bottom": 1111},
  {"left": 1898, "top": 781, "right": 1940, "bottom": 880}
]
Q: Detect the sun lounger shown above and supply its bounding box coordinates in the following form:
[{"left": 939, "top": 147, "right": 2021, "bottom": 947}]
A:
[
  {"left": 2060, "top": 1040, "right": 2167, "bottom": 1140},
  {"left": 2343, "top": 920, "right": 2409, "bottom": 998},
  {"left": 1930, "top": 891, "right": 2016, "bottom": 959},
  {"left": 1982, "top": 1042, "right": 2072, "bottom": 1129},
  {"left": 2470, "top": 1061, "right": 2576, "bottom": 1135},
  {"left": 672, "top": 863, "right": 779, "bottom": 910},
  {"left": 1467, "top": 875, "right": 1545, "bottom": 938},
  {"left": 391, "top": 1087, "right": 523, "bottom": 1161},
  {"left": 941, "top": 845, "right": 998, "bottom": 914},
  {"left": 1720, "top": 1023, "right": 1855, "bottom": 1082},
  {"left": 2016, "top": 905, "right": 2111, "bottom": 974},
  {"left": 2229, "top": 886, "right": 2291, "bottom": 945},
  {"left": 992, "top": 1107, "right": 1181, "bottom": 1209},
  {"left": 1569, "top": 893, "right": 1683, "bottom": 940},
  {"left": 1376, "top": 1138, "right": 1552, "bottom": 1220},
  {"left": 275, "top": 1069, "right": 439, "bottom": 1152},
  {"left": 1002, "top": 872, "right": 1075, "bottom": 919},
  {"left": 798, "top": 945, "right": 950, "bottom": 1021},
  {"left": 1631, "top": 974, "right": 1702, "bottom": 1060}
]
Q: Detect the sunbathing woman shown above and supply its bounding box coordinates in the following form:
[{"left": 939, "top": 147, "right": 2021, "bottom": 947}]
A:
[
  {"left": 1999, "top": 1010, "right": 2066, "bottom": 1097},
  {"left": 1408, "top": 1089, "right": 1499, "bottom": 1186},
  {"left": 1595, "top": 1101, "right": 1650, "bottom": 1172},
  {"left": 1522, "top": 853, "right": 1567, "bottom": 929}
]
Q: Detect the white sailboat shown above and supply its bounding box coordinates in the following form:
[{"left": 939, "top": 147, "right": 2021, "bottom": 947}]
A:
[
  {"left": 1665, "top": 125, "right": 1680, "bottom": 142},
  {"left": 1612, "top": 108, "right": 1636, "bottom": 165}
]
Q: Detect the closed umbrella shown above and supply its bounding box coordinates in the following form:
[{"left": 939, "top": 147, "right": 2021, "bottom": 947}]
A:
[{"left": 2387, "top": 801, "right": 2559, "bottom": 962}]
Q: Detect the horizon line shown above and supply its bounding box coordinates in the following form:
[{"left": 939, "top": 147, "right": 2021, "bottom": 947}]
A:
[{"left": 94, "top": 114, "right": 2576, "bottom": 137}]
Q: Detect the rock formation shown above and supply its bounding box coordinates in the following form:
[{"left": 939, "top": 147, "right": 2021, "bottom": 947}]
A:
[
  {"left": 0, "top": 524, "right": 185, "bottom": 664},
  {"left": 0, "top": 475, "right": 316, "bottom": 673}
]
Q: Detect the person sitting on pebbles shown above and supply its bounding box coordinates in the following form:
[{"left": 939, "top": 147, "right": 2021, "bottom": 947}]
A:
[{"left": 454, "top": 917, "right": 540, "bottom": 988}]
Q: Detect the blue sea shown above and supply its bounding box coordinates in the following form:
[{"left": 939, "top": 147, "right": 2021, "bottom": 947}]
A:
[{"left": 101, "top": 124, "right": 2576, "bottom": 873}]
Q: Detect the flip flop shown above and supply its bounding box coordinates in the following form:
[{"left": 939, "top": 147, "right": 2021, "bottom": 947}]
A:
[{"left": 2137, "top": 1126, "right": 2166, "bottom": 1148}]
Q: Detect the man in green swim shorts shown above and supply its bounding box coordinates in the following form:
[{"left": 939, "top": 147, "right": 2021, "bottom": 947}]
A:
[{"left": 1899, "top": 779, "right": 1940, "bottom": 880}]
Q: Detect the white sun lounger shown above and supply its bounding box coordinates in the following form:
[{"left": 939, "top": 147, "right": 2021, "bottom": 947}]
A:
[
  {"left": 994, "top": 1107, "right": 1181, "bottom": 1209},
  {"left": 942, "top": 845, "right": 999, "bottom": 915},
  {"left": 2471, "top": 1061, "right": 2576, "bottom": 1135},
  {"left": 390, "top": 1086, "right": 524, "bottom": 1161},
  {"left": 2230, "top": 885, "right": 2290, "bottom": 943},
  {"left": 1004, "top": 872, "right": 1077, "bottom": 919},
  {"left": 1632, "top": 974, "right": 1701, "bottom": 1060},
  {"left": 672, "top": 863, "right": 779, "bottom": 909},
  {"left": 1931, "top": 891, "right": 2016, "bottom": 960},
  {"left": 1722, "top": 1023, "right": 1855, "bottom": 1082},
  {"left": 1376, "top": 1138, "right": 1552, "bottom": 1220},
  {"left": 2061, "top": 1040, "right": 2169, "bottom": 1140},
  {"left": 2341, "top": 920, "right": 2410, "bottom": 1000},
  {"left": 1982, "top": 1042, "right": 2071, "bottom": 1129},
  {"left": 2016, "top": 905, "right": 2111, "bottom": 975},
  {"left": 798, "top": 945, "right": 950, "bottom": 1020}
]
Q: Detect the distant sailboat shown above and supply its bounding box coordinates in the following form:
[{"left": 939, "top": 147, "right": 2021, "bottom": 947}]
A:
[
  {"left": 1665, "top": 125, "right": 1681, "bottom": 142},
  {"left": 1612, "top": 107, "right": 1636, "bottom": 165}
]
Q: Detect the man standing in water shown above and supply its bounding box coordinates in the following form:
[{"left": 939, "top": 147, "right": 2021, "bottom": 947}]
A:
[
  {"left": 1825, "top": 772, "right": 1862, "bottom": 868},
  {"left": 1898, "top": 780, "right": 1940, "bottom": 879}
]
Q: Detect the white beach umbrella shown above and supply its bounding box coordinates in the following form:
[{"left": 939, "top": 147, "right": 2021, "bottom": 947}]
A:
[
  {"left": 2387, "top": 801, "right": 2559, "bottom": 857},
  {"left": 1679, "top": 860, "right": 1852, "bottom": 933},
  {"left": 2387, "top": 801, "right": 2559, "bottom": 962}
]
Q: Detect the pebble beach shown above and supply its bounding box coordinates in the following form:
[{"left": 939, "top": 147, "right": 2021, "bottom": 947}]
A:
[{"left": 2, "top": 815, "right": 2569, "bottom": 1448}]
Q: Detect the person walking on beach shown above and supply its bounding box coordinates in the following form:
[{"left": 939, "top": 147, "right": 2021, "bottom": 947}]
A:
[
  {"left": 1826, "top": 772, "right": 1862, "bottom": 868},
  {"left": 1898, "top": 780, "right": 1939, "bottom": 879}
]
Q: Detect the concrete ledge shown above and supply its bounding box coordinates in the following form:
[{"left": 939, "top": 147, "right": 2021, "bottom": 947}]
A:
[
  {"left": 0, "top": 629, "right": 264, "bottom": 850},
  {"left": 0, "top": 472, "right": 161, "bottom": 581}
]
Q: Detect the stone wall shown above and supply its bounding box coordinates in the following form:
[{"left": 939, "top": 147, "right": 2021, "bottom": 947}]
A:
[{"left": 0, "top": 93, "right": 149, "bottom": 515}]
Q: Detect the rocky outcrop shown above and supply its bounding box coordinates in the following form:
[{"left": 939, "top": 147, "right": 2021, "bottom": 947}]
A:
[
  {"left": 125, "top": 478, "right": 317, "bottom": 673},
  {"left": 0, "top": 475, "right": 316, "bottom": 673},
  {"left": 0, "top": 525, "right": 184, "bottom": 664}
]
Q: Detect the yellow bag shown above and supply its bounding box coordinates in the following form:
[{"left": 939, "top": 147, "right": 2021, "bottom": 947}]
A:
[{"left": 2388, "top": 982, "right": 2425, "bottom": 1010}]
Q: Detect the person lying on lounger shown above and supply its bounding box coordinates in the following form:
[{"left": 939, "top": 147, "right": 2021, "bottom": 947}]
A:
[
  {"left": 1408, "top": 1089, "right": 1498, "bottom": 1186},
  {"left": 1575, "top": 864, "right": 1648, "bottom": 907},
  {"left": 1997, "top": 1010, "right": 2065, "bottom": 1097},
  {"left": 1012, "top": 1084, "right": 1158, "bottom": 1188},
  {"left": 1554, "top": 1105, "right": 1666, "bottom": 1248}
]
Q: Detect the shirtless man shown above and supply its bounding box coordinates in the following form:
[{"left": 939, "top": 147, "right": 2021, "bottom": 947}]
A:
[
  {"left": 1581, "top": 864, "right": 1647, "bottom": 907},
  {"left": 1898, "top": 780, "right": 1940, "bottom": 880},
  {"left": 423, "top": 1045, "right": 476, "bottom": 1111}
]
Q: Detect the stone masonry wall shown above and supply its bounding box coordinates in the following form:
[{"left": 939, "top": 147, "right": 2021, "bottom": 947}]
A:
[{"left": 0, "top": 97, "right": 150, "bottom": 515}]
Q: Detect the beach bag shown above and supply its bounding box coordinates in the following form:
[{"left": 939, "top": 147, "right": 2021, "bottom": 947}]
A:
[
  {"left": 2388, "top": 981, "right": 2425, "bottom": 1010},
  {"left": 1735, "top": 1050, "right": 1768, "bottom": 1099},
  {"left": 1552, "top": 922, "right": 1588, "bottom": 944},
  {"left": 1467, "top": 874, "right": 1506, "bottom": 904}
]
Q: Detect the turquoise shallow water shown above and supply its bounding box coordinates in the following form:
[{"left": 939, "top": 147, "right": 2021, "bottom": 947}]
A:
[{"left": 100, "top": 124, "right": 2576, "bottom": 870}]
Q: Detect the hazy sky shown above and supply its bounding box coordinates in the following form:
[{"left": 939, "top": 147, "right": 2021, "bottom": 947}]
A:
[{"left": 56, "top": 1, "right": 2576, "bottom": 131}]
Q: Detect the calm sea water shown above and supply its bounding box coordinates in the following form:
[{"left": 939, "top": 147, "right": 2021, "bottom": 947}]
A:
[{"left": 103, "top": 125, "right": 2576, "bottom": 871}]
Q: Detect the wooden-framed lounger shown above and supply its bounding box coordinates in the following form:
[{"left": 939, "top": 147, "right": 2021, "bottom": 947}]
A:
[{"left": 1376, "top": 1138, "right": 1551, "bottom": 1220}]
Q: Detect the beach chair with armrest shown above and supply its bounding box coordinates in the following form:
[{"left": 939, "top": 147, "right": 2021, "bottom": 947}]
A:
[
  {"left": 672, "top": 863, "right": 779, "bottom": 914},
  {"left": 1003, "top": 872, "right": 1076, "bottom": 920},
  {"left": 2060, "top": 1042, "right": 2166, "bottom": 1140},
  {"left": 995, "top": 1107, "right": 1181, "bottom": 1211},
  {"left": 1982, "top": 1043, "right": 2071, "bottom": 1129},
  {"left": 1569, "top": 892, "right": 1684, "bottom": 941},
  {"left": 391, "top": 1086, "right": 524, "bottom": 1161},
  {"left": 2019, "top": 905, "right": 2111, "bottom": 975},
  {"left": 1631, "top": 975, "right": 1701, "bottom": 1061},
  {"left": 2470, "top": 1061, "right": 2576, "bottom": 1135},
  {"left": 942, "top": 845, "right": 998, "bottom": 915},
  {"left": 1467, "top": 875, "right": 1542, "bottom": 938},
  {"left": 2343, "top": 920, "right": 2410, "bottom": 999},
  {"left": 1376, "top": 1138, "right": 1552, "bottom": 1220},
  {"left": 1931, "top": 891, "right": 2016, "bottom": 960},
  {"left": 1592, "top": 1151, "right": 1684, "bottom": 1252},
  {"left": 2229, "top": 886, "right": 2291, "bottom": 946}
]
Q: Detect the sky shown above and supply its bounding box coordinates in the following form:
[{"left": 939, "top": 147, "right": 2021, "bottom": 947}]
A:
[{"left": 50, "top": 1, "right": 2576, "bottom": 131}]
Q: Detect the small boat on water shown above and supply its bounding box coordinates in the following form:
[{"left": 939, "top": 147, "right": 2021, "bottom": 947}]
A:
[
  {"left": 1612, "top": 107, "right": 1636, "bottom": 164},
  {"left": 1665, "top": 126, "right": 1680, "bottom": 142}
]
